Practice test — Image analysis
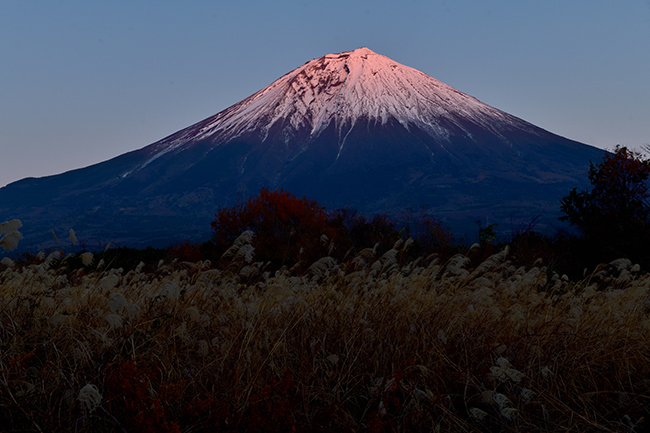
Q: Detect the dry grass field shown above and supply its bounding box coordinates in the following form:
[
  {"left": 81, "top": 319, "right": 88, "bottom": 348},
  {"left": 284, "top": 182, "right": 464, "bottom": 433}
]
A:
[{"left": 2, "top": 233, "right": 650, "bottom": 432}]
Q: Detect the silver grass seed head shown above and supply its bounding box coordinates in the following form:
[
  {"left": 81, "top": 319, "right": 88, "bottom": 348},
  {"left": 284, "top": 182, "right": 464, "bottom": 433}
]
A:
[
  {"left": 233, "top": 230, "right": 255, "bottom": 248},
  {"left": 104, "top": 313, "right": 123, "bottom": 329},
  {"left": 14, "top": 380, "right": 35, "bottom": 397},
  {"left": 505, "top": 367, "right": 525, "bottom": 383},
  {"left": 185, "top": 306, "right": 201, "bottom": 322},
  {"left": 80, "top": 252, "right": 93, "bottom": 266},
  {"left": 0, "top": 230, "right": 22, "bottom": 251},
  {"left": 493, "top": 393, "right": 512, "bottom": 409},
  {"left": 108, "top": 293, "right": 128, "bottom": 313},
  {"left": 326, "top": 354, "right": 339, "bottom": 365},
  {"left": 236, "top": 244, "right": 255, "bottom": 263},
  {"left": 378, "top": 400, "right": 387, "bottom": 416},
  {"left": 78, "top": 384, "right": 102, "bottom": 411},
  {"left": 98, "top": 274, "right": 119, "bottom": 291},
  {"left": 221, "top": 231, "right": 255, "bottom": 261},
  {"left": 540, "top": 366, "right": 553, "bottom": 378},
  {"left": 490, "top": 365, "right": 508, "bottom": 381},
  {"left": 500, "top": 407, "right": 518, "bottom": 420},
  {"left": 197, "top": 339, "right": 209, "bottom": 356},
  {"left": 43, "top": 251, "right": 61, "bottom": 270},
  {"left": 520, "top": 388, "right": 536, "bottom": 402},
  {"left": 610, "top": 258, "right": 632, "bottom": 272},
  {"left": 69, "top": 229, "right": 77, "bottom": 245},
  {"left": 445, "top": 254, "right": 471, "bottom": 275},
  {"left": 159, "top": 283, "right": 180, "bottom": 300},
  {"left": 469, "top": 407, "right": 488, "bottom": 421},
  {"left": 307, "top": 256, "right": 337, "bottom": 279},
  {"left": 0, "top": 219, "right": 22, "bottom": 234}
]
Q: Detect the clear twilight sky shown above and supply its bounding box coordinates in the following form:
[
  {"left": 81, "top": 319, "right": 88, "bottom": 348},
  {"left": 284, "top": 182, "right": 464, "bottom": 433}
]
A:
[{"left": 1, "top": 1, "right": 649, "bottom": 188}]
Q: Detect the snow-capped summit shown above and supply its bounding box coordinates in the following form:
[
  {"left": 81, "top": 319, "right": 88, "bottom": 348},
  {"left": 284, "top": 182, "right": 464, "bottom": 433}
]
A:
[
  {"left": 144, "top": 47, "right": 535, "bottom": 167},
  {"left": 197, "top": 46, "right": 522, "bottom": 140},
  {"left": 0, "top": 48, "right": 606, "bottom": 250}
]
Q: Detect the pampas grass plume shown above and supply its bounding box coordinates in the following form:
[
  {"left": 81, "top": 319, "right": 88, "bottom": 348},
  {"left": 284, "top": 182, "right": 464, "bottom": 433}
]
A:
[
  {"left": 104, "top": 313, "right": 123, "bottom": 329},
  {"left": 43, "top": 251, "right": 61, "bottom": 270},
  {"left": 500, "top": 407, "right": 518, "bottom": 420},
  {"left": 0, "top": 219, "right": 23, "bottom": 251},
  {"left": 78, "top": 384, "right": 102, "bottom": 411},
  {"left": 108, "top": 293, "right": 128, "bottom": 314},
  {"left": 80, "top": 252, "right": 93, "bottom": 266},
  {"left": 469, "top": 407, "right": 488, "bottom": 421},
  {"left": 493, "top": 393, "right": 512, "bottom": 409}
]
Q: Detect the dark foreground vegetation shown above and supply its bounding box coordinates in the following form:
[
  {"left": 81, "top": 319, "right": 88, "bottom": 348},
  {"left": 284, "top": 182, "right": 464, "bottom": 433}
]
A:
[{"left": 1, "top": 146, "right": 650, "bottom": 432}]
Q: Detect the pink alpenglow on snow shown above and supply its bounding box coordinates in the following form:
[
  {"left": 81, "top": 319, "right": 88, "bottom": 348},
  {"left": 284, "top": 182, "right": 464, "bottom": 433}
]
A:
[{"left": 138, "top": 47, "right": 537, "bottom": 172}]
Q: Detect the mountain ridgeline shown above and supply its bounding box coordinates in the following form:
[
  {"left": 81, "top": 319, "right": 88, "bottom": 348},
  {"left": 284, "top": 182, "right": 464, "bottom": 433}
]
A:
[{"left": 0, "top": 47, "right": 605, "bottom": 249}]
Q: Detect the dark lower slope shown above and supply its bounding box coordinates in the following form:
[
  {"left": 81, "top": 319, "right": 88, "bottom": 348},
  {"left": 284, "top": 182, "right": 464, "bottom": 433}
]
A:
[
  {"left": 0, "top": 119, "right": 606, "bottom": 250},
  {"left": 272, "top": 119, "right": 605, "bottom": 235}
]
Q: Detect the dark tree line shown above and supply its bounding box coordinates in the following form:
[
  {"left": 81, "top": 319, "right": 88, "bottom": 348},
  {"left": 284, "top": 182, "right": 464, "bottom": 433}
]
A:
[
  {"left": 559, "top": 145, "right": 650, "bottom": 267},
  {"left": 9, "top": 146, "right": 647, "bottom": 279},
  {"left": 209, "top": 188, "right": 454, "bottom": 272}
]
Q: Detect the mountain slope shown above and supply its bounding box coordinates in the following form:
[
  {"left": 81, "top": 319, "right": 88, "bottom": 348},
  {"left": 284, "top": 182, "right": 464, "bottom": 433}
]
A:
[{"left": 0, "top": 48, "right": 605, "bottom": 250}]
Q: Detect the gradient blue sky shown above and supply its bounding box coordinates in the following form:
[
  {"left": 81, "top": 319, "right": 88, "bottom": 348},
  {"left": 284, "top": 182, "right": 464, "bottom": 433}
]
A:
[{"left": 2, "top": 1, "right": 649, "bottom": 187}]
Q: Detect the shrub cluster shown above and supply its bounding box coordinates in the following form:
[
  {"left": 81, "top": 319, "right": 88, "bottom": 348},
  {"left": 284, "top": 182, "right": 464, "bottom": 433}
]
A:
[{"left": 207, "top": 188, "right": 455, "bottom": 272}]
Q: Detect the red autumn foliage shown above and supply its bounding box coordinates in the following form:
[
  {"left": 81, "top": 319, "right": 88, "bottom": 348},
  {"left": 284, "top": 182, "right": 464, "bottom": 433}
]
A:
[
  {"left": 366, "top": 361, "right": 436, "bottom": 433},
  {"left": 211, "top": 188, "right": 345, "bottom": 269},
  {"left": 167, "top": 240, "right": 205, "bottom": 263},
  {"left": 105, "top": 361, "right": 181, "bottom": 433},
  {"left": 241, "top": 370, "right": 299, "bottom": 432}
]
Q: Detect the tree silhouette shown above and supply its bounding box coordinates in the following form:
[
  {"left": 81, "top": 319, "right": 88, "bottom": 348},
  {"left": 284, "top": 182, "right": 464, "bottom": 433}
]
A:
[{"left": 559, "top": 146, "right": 650, "bottom": 262}]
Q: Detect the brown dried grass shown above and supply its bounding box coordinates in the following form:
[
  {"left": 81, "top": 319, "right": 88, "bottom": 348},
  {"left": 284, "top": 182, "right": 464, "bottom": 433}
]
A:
[{"left": 1, "top": 242, "right": 650, "bottom": 432}]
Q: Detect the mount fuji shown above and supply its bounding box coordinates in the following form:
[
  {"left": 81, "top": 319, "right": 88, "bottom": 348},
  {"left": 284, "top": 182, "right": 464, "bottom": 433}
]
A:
[{"left": 1, "top": 47, "right": 605, "bottom": 249}]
